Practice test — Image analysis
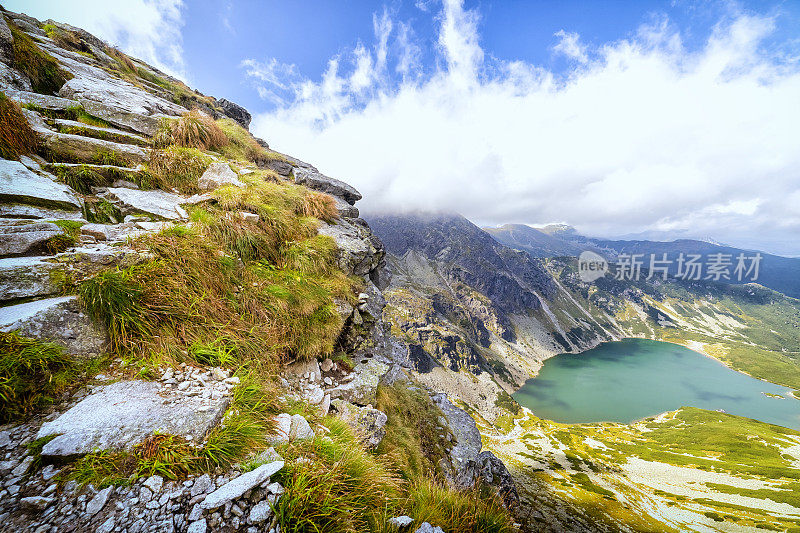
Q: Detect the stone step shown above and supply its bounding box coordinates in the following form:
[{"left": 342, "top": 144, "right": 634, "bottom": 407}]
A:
[
  {"left": 4, "top": 88, "right": 79, "bottom": 111},
  {"left": 0, "top": 220, "right": 64, "bottom": 258},
  {"left": 0, "top": 244, "right": 136, "bottom": 303},
  {"left": 100, "top": 187, "right": 188, "bottom": 221},
  {"left": 0, "top": 159, "right": 82, "bottom": 211},
  {"left": 52, "top": 118, "right": 150, "bottom": 147},
  {"left": 39, "top": 131, "right": 149, "bottom": 167},
  {"left": 43, "top": 162, "right": 145, "bottom": 183},
  {"left": 0, "top": 295, "right": 106, "bottom": 357}
]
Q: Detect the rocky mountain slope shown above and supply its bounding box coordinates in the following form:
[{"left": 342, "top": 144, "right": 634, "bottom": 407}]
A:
[
  {"left": 488, "top": 223, "right": 800, "bottom": 298},
  {"left": 0, "top": 8, "right": 518, "bottom": 533}
]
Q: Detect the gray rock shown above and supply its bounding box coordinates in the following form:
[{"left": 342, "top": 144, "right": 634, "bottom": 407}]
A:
[
  {"left": 197, "top": 162, "right": 242, "bottom": 191},
  {"left": 40, "top": 131, "right": 149, "bottom": 165},
  {"left": 432, "top": 393, "right": 483, "bottom": 489},
  {"left": 0, "top": 295, "right": 106, "bottom": 357},
  {"left": 318, "top": 218, "right": 385, "bottom": 277},
  {"left": 11, "top": 455, "right": 33, "bottom": 476},
  {"left": 477, "top": 451, "right": 519, "bottom": 508},
  {"left": 186, "top": 519, "right": 207, "bottom": 533},
  {"left": 0, "top": 159, "right": 81, "bottom": 211},
  {"left": 267, "top": 413, "right": 292, "bottom": 446},
  {"left": 190, "top": 474, "right": 213, "bottom": 497},
  {"left": 328, "top": 359, "right": 389, "bottom": 406},
  {"left": 0, "top": 220, "right": 64, "bottom": 258},
  {"left": 293, "top": 167, "right": 362, "bottom": 205},
  {"left": 389, "top": 516, "right": 414, "bottom": 528},
  {"left": 19, "top": 496, "right": 54, "bottom": 512},
  {"left": 86, "top": 486, "right": 113, "bottom": 516},
  {"left": 331, "top": 399, "right": 387, "bottom": 449},
  {"left": 414, "top": 523, "right": 444, "bottom": 533},
  {"left": 200, "top": 461, "right": 284, "bottom": 510},
  {"left": 358, "top": 281, "right": 386, "bottom": 320},
  {"left": 59, "top": 76, "right": 187, "bottom": 136},
  {"left": 333, "top": 196, "right": 359, "bottom": 218},
  {"left": 143, "top": 475, "right": 164, "bottom": 493},
  {"left": 96, "top": 516, "right": 115, "bottom": 533},
  {"left": 0, "top": 256, "right": 61, "bottom": 302},
  {"left": 36, "top": 380, "right": 230, "bottom": 456},
  {"left": 188, "top": 503, "right": 203, "bottom": 521},
  {"left": 3, "top": 89, "right": 78, "bottom": 111},
  {"left": 263, "top": 159, "right": 293, "bottom": 176},
  {"left": 216, "top": 98, "right": 251, "bottom": 130},
  {"left": 289, "top": 414, "right": 314, "bottom": 440},
  {"left": 104, "top": 187, "right": 188, "bottom": 220},
  {"left": 248, "top": 500, "right": 272, "bottom": 523}
]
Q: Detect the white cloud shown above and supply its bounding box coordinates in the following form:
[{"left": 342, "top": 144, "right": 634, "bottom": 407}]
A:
[
  {"left": 553, "top": 30, "right": 589, "bottom": 63},
  {"left": 247, "top": 1, "right": 800, "bottom": 255},
  {"left": 4, "top": 0, "right": 187, "bottom": 78}
]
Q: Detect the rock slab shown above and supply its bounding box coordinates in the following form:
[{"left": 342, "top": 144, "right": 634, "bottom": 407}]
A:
[
  {"left": 200, "top": 461, "right": 284, "bottom": 510},
  {"left": 36, "top": 380, "right": 230, "bottom": 456}
]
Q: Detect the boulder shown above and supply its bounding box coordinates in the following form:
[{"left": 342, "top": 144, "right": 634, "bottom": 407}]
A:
[
  {"left": 40, "top": 131, "right": 149, "bottom": 165},
  {"left": 289, "top": 414, "right": 315, "bottom": 440},
  {"left": 197, "top": 162, "right": 242, "bottom": 191},
  {"left": 59, "top": 76, "right": 187, "bottom": 136},
  {"left": 331, "top": 399, "right": 387, "bottom": 449},
  {"left": 0, "top": 159, "right": 81, "bottom": 211},
  {"left": 216, "top": 98, "right": 251, "bottom": 130},
  {"left": 248, "top": 500, "right": 272, "bottom": 523},
  {"left": 293, "top": 168, "right": 362, "bottom": 205},
  {"left": 318, "top": 218, "right": 385, "bottom": 277},
  {"left": 0, "top": 295, "right": 106, "bottom": 357},
  {"left": 389, "top": 516, "right": 415, "bottom": 528},
  {"left": 0, "top": 256, "right": 61, "bottom": 302},
  {"left": 104, "top": 187, "right": 188, "bottom": 220},
  {"left": 0, "top": 220, "right": 63, "bottom": 257},
  {"left": 36, "top": 380, "right": 230, "bottom": 456},
  {"left": 328, "top": 359, "right": 389, "bottom": 406},
  {"left": 200, "top": 461, "right": 283, "bottom": 510},
  {"left": 267, "top": 413, "right": 292, "bottom": 445}
]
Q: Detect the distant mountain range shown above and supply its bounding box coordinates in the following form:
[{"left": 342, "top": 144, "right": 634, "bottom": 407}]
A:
[{"left": 485, "top": 223, "right": 800, "bottom": 299}]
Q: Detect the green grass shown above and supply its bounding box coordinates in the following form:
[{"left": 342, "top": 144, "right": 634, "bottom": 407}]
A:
[
  {"left": 5, "top": 17, "right": 72, "bottom": 94},
  {"left": 146, "top": 146, "right": 213, "bottom": 193},
  {"left": 56, "top": 124, "right": 149, "bottom": 147},
  {"left": 48, "top": 164, "right": 106, "bottom": 194},
  {"left": 216, "top": 118, "right": 288, "bottom": 165},
  {"left": 0, "top": 332, "right": 101, "bottom": 423},
  {"left": 375, "top": 381, "right": 453, "bottom": 481},
  {"left": 22, "top": 103, "right": 115, "bottom": 129}
]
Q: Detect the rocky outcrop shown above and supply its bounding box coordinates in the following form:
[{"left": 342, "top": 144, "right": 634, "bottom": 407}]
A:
[
  {"left": 215, "top": 98, "right": 251, "bottom": 130},
  {"left": 294, "top": 167, "right": 362, "bottom": 205},
  {"left": 331, "top": 399, "right": 388, "bottom": 449},
  {"left": 102, "top": 187, "right": 188, "bottom": 220}
]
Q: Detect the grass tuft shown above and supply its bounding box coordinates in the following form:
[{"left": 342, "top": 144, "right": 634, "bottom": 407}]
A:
[
  {"left": 146, "top": 146, "right": 212, "bottom": 193},
  {"left": 153, "top": 110, "right": 228, "bottom": 151},
  {"left": 48, "top": 164, "right": 105, "bottom": 194},
  {"left": 0, "top": 92, "right": 38, "bottom": 160},
  {"left": 0, "top": 332, "right": 98, "bottom": 423}
]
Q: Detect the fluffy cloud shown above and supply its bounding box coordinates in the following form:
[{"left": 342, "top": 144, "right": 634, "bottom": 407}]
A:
[
  {"left": 5, "top": 0, "right": 186, "bottom": 78},
  {"left": 247, "top": 0, "right": 800, "bottom": 255}
]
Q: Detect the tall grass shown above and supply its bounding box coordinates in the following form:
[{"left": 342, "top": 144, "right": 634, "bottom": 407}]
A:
[
  {"left": 0, "top": 332, "right": 98, "bottom": 423},
  {"left": 216, "top": 117, "right": 289, "bottom": 165},
  {"left": 153, "top": 110, "right": 228, "bottom": 151},
  {"left": 0, "top": 92, "right": 38, "bottom": 160},
  {"left": 146, "top": 146, "right": 212, "bottom": 193}
]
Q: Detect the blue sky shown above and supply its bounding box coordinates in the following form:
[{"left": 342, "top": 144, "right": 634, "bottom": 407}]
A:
[{"left": 8, "top": 0, "right": 800, "bottom": 255}]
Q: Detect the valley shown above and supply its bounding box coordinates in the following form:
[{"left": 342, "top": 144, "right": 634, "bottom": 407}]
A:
[{"left": 369, "top": 212, "right": 800, "bottom": 532}]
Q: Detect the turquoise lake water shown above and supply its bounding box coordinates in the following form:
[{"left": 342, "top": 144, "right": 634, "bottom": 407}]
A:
[{"left": 513, "top": 338, "right": 800, "bottom": 430}]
